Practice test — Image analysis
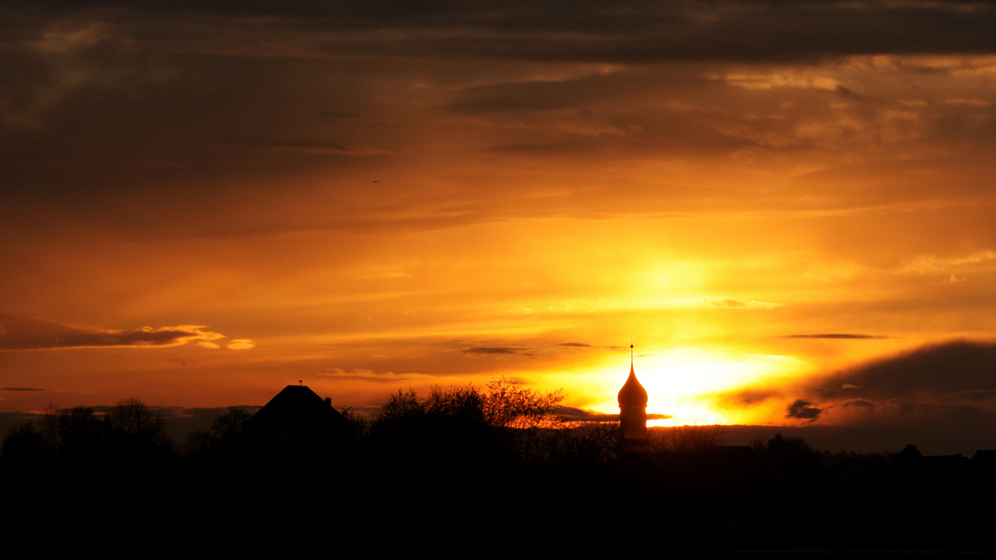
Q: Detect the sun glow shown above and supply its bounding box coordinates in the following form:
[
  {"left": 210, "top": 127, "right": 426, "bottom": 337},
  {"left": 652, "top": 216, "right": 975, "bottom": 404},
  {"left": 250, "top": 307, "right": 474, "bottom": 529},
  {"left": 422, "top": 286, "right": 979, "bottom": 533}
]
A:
[{"left": 582, "top": 348, "right": 806, "bottom": 426}]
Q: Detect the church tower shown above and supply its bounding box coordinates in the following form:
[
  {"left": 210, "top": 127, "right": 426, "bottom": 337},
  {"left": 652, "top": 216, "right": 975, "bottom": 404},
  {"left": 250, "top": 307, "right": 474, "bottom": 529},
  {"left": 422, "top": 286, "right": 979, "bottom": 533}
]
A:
[{"left": 617, "top": 342, "right": 649, "bottom": 453}]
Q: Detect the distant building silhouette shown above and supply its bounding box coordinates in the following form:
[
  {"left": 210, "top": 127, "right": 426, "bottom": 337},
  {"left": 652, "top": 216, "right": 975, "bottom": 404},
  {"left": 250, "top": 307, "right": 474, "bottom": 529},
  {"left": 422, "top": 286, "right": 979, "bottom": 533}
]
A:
[
  {"left": 618, "top": 343, "right": 649, "bottom": 453},
  {"left": 970, "top": 449, "right": 996, "bottom": 469},
  {"left": 923, "top": 453, "right": 969, "bottom": 481},
  {"left": 242, "top": 385, "right": 352, "bottom": 461}
]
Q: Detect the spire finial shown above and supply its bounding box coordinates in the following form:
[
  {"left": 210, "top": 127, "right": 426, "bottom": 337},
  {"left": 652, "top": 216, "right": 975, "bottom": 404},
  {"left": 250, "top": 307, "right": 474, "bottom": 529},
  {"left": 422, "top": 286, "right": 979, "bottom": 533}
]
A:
[{"left": 630, "top": 336, "right": 634, "bottom": 367}]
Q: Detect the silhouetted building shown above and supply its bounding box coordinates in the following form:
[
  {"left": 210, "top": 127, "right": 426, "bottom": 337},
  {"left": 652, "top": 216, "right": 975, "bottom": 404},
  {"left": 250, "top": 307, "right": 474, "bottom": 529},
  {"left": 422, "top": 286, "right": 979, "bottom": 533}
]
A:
[
  {"left": 618, "top": 344, "right": 649, "bottom": 453},
  {"left": 242, "top": 384, "right": 352, "bottom": 462},
  {"left": 967, "top": 449, "right": 996, "bottom": 492},
  {"left": 970, "top": 449, "right": 996, "bottom": 469},
  {"left": 923, "top": 453, "right": 969, "bottom": 481}
]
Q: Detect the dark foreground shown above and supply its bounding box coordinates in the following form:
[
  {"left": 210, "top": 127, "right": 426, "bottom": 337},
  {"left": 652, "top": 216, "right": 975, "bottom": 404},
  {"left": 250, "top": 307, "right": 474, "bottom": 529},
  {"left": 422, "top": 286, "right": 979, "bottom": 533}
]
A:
[
  {"left": 5, "top": 433, "right": 996, "bottom": 554},
  {"left": 3, "top": 394, "right": 996, "bottom": 554}
]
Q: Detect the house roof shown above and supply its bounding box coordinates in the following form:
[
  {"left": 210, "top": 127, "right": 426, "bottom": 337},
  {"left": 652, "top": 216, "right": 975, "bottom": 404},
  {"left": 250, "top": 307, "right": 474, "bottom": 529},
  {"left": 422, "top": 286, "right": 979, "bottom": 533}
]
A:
[{"left": 244, "top": 385, "right": 351, "bottom": 433}]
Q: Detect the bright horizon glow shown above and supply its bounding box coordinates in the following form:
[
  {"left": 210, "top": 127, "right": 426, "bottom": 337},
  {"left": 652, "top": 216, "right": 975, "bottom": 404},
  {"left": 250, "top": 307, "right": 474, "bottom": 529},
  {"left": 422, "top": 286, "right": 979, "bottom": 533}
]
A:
[{"left": 557, "top": 347, "right": 808, "bottom": 426}]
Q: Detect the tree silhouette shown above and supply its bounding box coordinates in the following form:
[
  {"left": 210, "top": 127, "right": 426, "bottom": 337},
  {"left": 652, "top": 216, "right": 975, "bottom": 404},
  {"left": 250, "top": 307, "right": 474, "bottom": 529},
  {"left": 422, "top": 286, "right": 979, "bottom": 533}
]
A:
[
  {"left": 181, "top": 406, "right": 253, "bottom": 462},
  {"left": 337, "top": 405, "right": 367, "bottom": 438},
  {"left": 482, "top": 377, "right": 563, "bottom": 429},
  {"left": 375, "top": 381, "right": 564, "bottom": 431},
  {"left": 35, "top": 405, "right": 107, "bottom": 462},
  {"left": 1, "top": 421, "right": 53, "bottom": 467},
  {"left": 210, "top": 406, "right": 251, "bottom": 460},
  {"left": 211, "top": 406, "right": 251, "bottom": 441},
  {"left": 379, "top": 389, "right": 425, "bottom": 422},
  {"left": 110, "top": 399, "right": 165, "bottom": 438},
  {"left": 657, "top": 423, "right": 727, "bottom": 453}
]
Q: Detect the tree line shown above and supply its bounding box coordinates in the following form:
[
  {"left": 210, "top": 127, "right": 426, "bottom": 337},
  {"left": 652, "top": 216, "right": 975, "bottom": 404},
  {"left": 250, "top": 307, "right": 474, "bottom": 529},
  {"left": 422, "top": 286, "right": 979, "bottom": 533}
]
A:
[{"left": 3, "top": 381, "right": 995, "bottom": 553}]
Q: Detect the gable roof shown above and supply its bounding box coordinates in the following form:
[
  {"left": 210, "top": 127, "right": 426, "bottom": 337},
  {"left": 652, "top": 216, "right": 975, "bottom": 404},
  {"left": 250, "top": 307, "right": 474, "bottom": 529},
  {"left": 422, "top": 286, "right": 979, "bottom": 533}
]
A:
[{"left": 244, "top": 385, "right": 351, "bottom": 434}]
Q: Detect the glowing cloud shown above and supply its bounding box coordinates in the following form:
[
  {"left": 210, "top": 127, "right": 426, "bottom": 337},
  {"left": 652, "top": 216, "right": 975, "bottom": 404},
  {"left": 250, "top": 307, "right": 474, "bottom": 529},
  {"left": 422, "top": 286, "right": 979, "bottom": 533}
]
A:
[{"left": 0, "top": 314, "right": 229, "bottom": 350}]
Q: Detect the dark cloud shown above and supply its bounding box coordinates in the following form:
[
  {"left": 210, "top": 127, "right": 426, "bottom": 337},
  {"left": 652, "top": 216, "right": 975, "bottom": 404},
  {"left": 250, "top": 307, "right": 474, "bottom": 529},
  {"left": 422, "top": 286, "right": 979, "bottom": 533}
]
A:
[
  {"left": 559, "top": 406, "right": 671, "bottom": 422},
  {"left": 3, "top": 1, "right": 993, "bottom": 245},
  {"left": 717, "top": 340, "right": 996, "bottom": 441},
  {"left": 558, "top": 407, "right": 616, "bottom": 422},
  {"left": 725, "top": 388, "right": 781, "bottom": 406},
  {"left": 221, "top": 137, "right": 351, "bottom": 154},
  {"left": 841, "top": 398, "right": 874, "bottom": 410},
  {"left": 0, "top": 314, "right": 226, "bottom": 350},
  {"left": 710, "top": 340, "right": 996, "bottom": 427},
  {"left": 781, "top": 333, "right": 888, "bottom": 339},
  {"left": 959, "top": 389, "right": 996, "bottom": 401},
  {"left": 817, "top": 340, "right": 996, "bottom": 402},
  {"left": 0, "top": 387, "right": 46, "bottom": 391},
  {"left": 786, "top": 399, "right": 822, "bottom": 422},
  {"left": 557, "top": 342, "right": 591, "bottom": 347},
  {"left": 463, "top": 346, "right": 532, "bottom": 356},
  {"left": 6, "top": 1, "right": 996, "bottom": 62}
]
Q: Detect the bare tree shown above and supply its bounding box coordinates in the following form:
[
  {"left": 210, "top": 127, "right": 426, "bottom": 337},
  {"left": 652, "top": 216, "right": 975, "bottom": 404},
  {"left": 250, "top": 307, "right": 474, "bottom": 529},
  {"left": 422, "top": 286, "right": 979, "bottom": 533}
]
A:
[
  {"left": 482, "top": 377, "right": 564, "bottom": 429},
  {"left": 32, "top": 405, "right": 106, "bottom": 460},
  {"left": 376, "top": 380, "right": 564, "bottom": 429},
  {"left": 109, "top": 399, "right": 166, "bottom": 442},
  {"left": 210, "top": 406, "right": 251, "bottom": 441}
]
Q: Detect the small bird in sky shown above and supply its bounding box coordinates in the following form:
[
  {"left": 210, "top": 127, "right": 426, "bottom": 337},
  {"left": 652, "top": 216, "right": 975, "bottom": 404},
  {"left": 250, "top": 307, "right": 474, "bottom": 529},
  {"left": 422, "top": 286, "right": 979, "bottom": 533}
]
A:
[{"left": 373, "top": 180, "right": 379, "bottom": 183}]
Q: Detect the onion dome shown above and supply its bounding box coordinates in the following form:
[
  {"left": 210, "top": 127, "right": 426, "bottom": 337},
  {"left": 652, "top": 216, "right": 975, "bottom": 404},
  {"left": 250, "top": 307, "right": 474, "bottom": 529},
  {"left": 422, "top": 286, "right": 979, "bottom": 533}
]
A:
[{"left": 617, "top": 362, "right": 648, "bottom": 408}]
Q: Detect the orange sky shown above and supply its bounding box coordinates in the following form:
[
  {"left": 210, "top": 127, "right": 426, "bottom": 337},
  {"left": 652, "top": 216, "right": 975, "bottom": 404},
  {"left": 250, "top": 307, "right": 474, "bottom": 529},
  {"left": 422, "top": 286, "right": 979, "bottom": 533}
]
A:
[{"left": 3, "top": 2, "right": 996, "bottom": 434}]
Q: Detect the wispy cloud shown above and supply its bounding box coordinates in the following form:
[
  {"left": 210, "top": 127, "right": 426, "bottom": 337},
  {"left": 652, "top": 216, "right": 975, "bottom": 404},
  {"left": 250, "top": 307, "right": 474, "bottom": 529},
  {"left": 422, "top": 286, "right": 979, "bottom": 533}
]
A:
[
  {"left": 900, "top": 250, "right": 996, "bottom": 274},
  {"left": 781, "top": 333, "right": 888, "bottom": 339},
  {"left": 945, "top": 98, "right": 991, "bottom": 107},
  {"left": 463, "top": 346, "right": 533, "bottom": 357},
  {"left": 0, "top": 314, "right": 238, "bottom": 350},
  {"left": 725, "top": 73, "right": 843, "bottom": 91},
  {"left": 698, "top": 297, "right": 783, "bottom": 309},
  {"left": 318, "top": 368, "right": 433, "bottom": 383},
  {"left": 654, "top": 297, "right": 783, "bottom": 310},
  {"left": 226, "top": 339, "right": 256, "bottom": 350}
]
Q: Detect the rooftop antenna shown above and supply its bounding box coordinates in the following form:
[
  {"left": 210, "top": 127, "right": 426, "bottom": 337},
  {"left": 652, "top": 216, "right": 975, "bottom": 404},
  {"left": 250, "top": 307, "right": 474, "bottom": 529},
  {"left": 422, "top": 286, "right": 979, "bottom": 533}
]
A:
[{"left": 299, "top": 380, "right": 303, "bottom": 386}]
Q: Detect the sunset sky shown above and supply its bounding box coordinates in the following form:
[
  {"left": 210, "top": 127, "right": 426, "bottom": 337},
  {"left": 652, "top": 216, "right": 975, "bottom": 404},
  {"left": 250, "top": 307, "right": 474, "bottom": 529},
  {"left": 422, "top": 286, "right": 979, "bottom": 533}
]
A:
[{"left": 3, "top": 1, "right": 996, "bottom": 444}]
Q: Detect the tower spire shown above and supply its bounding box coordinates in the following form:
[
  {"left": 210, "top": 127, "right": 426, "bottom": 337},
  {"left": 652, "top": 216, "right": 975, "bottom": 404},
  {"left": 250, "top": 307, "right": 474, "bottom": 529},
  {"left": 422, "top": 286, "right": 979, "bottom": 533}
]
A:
[{"left": 618, "top": 337, "right": 649, "bottom": 454}]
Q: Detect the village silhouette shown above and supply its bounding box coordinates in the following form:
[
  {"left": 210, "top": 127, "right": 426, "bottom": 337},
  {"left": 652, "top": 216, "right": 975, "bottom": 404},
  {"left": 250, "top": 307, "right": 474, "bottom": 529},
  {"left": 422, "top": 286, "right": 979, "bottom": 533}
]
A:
[{"left": 4, "top": 346, "right": 996, "bottom": 554}]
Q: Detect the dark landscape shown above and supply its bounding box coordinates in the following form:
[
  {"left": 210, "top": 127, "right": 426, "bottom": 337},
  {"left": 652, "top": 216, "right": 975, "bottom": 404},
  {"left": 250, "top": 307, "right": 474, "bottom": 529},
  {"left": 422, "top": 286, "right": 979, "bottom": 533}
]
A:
[{"left": 5, "top": 382, "right": 996, "bottom": 555}]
